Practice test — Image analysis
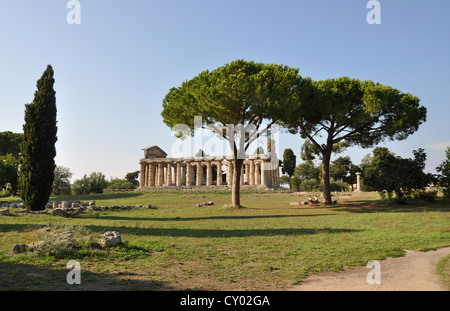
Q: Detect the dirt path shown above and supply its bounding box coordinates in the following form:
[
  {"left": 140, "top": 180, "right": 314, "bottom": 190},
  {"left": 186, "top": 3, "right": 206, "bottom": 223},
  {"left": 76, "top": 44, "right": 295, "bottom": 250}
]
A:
[{"left": 290, "top": 247, "right": 450, "bottom": 291}]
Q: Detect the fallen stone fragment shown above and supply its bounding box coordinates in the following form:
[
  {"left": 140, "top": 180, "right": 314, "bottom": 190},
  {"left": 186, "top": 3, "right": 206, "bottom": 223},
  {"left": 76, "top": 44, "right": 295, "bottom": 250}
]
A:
[{"left": 100, "top": 231, "right": 122, "bottom": 247}]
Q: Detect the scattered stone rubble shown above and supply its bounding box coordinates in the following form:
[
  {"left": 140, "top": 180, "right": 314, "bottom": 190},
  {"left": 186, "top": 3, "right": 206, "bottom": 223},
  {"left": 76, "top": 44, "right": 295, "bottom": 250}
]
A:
[
  {"left": 100, "top": 231, "right": 122, "bottom": 247},
  {"left": 0, "top": 200, "right": 155, "bottom": 218},
  {"left": 11, "top": 226, "right": 123, "bottom": 254},
  {"left": 193, "top": 201, "right": 214, "bottom": 207}
]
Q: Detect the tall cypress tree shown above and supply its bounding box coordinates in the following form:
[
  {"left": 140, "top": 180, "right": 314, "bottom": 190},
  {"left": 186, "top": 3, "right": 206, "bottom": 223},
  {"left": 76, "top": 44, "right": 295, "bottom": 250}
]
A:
[{"left": 19, "top": 65, "right": 58, "bottom": 211}]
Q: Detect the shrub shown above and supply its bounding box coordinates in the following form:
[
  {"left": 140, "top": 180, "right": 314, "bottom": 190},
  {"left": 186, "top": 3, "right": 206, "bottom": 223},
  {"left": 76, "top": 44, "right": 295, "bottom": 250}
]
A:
[
  {"left": 107, "top": 179, "right": 135, "bottom": 190},
  {"left": 412, "top": 190, "right": 437, "bottom": 202},
  {"left": 72, "top": 172, "right": 108, "bottom": 194},
  {"left": 299, "top": 178, "right": 321, "bottom": 192},
  {"left": 329, "top": 178, "right": 348, "bottom": 192},
  {"left": 443, "top": 188, "right": 450, "bottom": 199}
]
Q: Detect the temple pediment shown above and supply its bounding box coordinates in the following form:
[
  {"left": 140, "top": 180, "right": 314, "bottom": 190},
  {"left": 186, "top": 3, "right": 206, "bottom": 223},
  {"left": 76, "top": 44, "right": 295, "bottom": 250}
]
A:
[{"left": 142, "top": 145, "right": 168, "bottom": 159}]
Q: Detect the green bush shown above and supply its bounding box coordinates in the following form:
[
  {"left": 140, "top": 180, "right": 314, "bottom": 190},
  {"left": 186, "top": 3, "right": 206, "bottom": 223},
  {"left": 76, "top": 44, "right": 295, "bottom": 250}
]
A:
[
  {"left": 443, "top": 188, "right": 450, "bottom": 199},
  {"left": 412, "top": 190, "right": 437, "bottom": 202},
  {"left": 72, "top": 172, "right": 108, "bottom": 195},
  {"left": 107, "top": 179, "right": 135, "bottom": 190}
]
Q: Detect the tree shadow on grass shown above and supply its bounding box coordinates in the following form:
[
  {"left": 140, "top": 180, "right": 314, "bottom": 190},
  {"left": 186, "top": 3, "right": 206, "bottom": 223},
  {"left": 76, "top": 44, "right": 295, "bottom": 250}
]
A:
[
  {"left": 0, "top": 261, "right": 171, "bottom": 291},
  {"left": 84, "top": 225, "right": 362, "bottom": 238},
  {"left": 81, "top": 213, "right": 337, "bottom": 222},
  {"left": 0, "top": 223, "right": 41, "bottom": 233},
  {"left": 334, "top": 200, "right": 450, "bottom": 214}
]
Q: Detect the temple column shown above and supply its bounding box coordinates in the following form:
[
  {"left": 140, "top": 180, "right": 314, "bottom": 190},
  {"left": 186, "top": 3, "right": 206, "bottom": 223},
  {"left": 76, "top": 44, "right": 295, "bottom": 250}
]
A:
[
  {"left": 249, "top": 160, "right": 255, "bottom": 186},
  {"left": 186, "top": 162, "right": 192, "bottom": 186},
  {"left": 244, "top": 163, "right": 249, "bottom": 185},
  {"left": 261, "top": 161, "right": 269, "bottom": 187},
  {"left": 140, "top": 162, "right": 146, "bottom": 188},
  {"left": 157, "top": 163, "right": 164, "bottom": 186},
  {"left": 196, "top": 163, "right": 202, "bottom": 186},
  {"left": 176, "top": 162, "right": 182, "bottom": 187},
  {"left": 166, "top": 163, "right": 172, "bottom": 186},
  {"left": 181, "top": 164, "right": 186, "bottom": 185},
  {"left": 216, "top": 162, "right": 222, "bottom": 186},
  {"left": 255, "top": 162, "right": 260, "bottom": 185},
  {"left": 356, "top": 172, "right": 362, "bottom": 192},
  {"left": 206, "top": 161, "right": 212, "bottom": 186},
  {"left": 148, "top": 163, "right": 155, "bottom": 187}
]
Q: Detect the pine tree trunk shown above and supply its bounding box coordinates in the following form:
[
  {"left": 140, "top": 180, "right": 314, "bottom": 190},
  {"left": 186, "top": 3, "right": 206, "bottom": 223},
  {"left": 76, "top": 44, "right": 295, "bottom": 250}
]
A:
[
  {"left": 321, "top": 149, "right": 333, "bottom": 204},
  {"left": 231, "top": 158, "right": 243, "bottom": 207}
]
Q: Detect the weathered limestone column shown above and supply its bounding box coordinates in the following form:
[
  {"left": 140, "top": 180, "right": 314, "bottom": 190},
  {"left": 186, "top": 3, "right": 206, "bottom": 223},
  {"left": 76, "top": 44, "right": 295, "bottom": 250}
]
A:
[
  {"left": 148, "top": 163, "right": 155, "bottom": 187},
  {"left": 157, "top": 163, "right": 164, "bottom": 186},
  {"left": 145, "top": 164, "right": 149, "bottom": 187},
  {"left": 261, "top": 161, "right": 269, "bottom": 187},
  {"left": 146, "top": 163, "right": 150, "bottom": 187},
  {"left": 356, "top": 172, "right": 362, "bottom": 192},
  {"left": 206, "top": 161, "right": 213, "bottom": 186},
  {"left": 181, "top": 164, "right": 186, "bottom": 185},
  {"left": 196, "top": 163, "right": 202, "bottom": 186},
  {"left": 176, "top": 162, "right": 182, "bottom": 187},
  {"left": 216, "top": 162, "right": 222, "bottom": 186},
  {"left": 139, "top": 162, "right": 146, "bottom": 188},
  {"left": 244, "top": 163, "right": 249, "bottom": 185},
  {"left": 249, "top": 160, "right": 255, "bottom": 186},
  {"left": 255, "top": 162, "right": 260, "bottom": 185},
  {"left": 186, "top": 162, "right": 192, "bottom": 186},
  {"left": 166, "top": 163, "right": 172, "bottom": 186}
]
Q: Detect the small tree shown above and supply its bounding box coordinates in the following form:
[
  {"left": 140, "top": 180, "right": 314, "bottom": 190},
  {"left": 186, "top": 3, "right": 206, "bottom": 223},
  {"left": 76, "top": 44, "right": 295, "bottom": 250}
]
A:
[
  {"left": 125, "top": 171, "right": 140, "bottom": 187},
  {"left": 436, "top": 146, "right": 450, "bottom": 198},
  {"left": 330, "top": 156, "right": 360, "bottom": 191},
  {"left": 282, "top": 148, "right": 296, "bottom": 178},
  {"left": 363, "top": 147, "right": 432, "bottom": 203},
  {"left": 72, "top": 172, "right": 108, "bottom": 194},
  {"left": 0, "top": 131, "right": 24, "bottom": 158},
  {"left": 0, "top": 154, "right": 20, "bottom": 195},
  {"left": 19, "top": 65, "right": 58, "bottom": 211},
  {"left": 53, "top": 166, "right": 73, "bottom": 196}
]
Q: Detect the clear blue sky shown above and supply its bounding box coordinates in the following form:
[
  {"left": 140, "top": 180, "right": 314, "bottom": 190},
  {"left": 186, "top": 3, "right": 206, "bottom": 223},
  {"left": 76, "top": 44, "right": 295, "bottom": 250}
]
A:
[{"left": 1, "top": 0, "right": 449, "bottom": 181}]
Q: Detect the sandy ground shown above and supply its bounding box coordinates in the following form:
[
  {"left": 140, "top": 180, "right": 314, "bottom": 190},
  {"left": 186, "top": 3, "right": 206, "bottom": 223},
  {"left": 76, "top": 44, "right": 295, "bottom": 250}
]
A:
[{"left": 290, "top": 247, "right": 450, "bottom": 291}]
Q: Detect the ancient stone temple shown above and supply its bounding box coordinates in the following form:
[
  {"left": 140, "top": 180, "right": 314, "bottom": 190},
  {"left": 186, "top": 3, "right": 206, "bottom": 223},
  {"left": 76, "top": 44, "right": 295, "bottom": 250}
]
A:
[{"left": 138, "top": 146, "right": 280, "bottom": 189}]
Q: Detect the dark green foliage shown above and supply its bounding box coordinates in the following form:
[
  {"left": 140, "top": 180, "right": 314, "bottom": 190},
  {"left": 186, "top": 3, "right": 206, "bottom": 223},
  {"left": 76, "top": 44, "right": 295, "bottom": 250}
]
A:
[
  {"left": 52, "top": 166, "right": 73, "bottom": 195},
  {"left": 282, "top": 148, "right": 296, "bottom": 178},
  {"left": 72, "top": 172, "right": 108, "bottom": 195},
  {"left": 0, "top": 154, "right": 20, "bottom": 195},
  {"left": 107, "top": 178, "right": 135, "bottom": 190},
  {"left": 436, "top": 147, "right": 450, "bottom": 198},
  {"left": 161, "top": 59, "right": 303, "bottom": 207},
  {"left": 0, "top": 131, "right": 24, "bottom": 158},
  {"left": 362, "top": 147, "right": 433, "bottom": 203},
  {"left": 330, "top": 156, "right": 360, "bottom": 190},
  {"left": 282, "top": 77, "right": 427, "bottom": 204},
  {"left": 19, "top": 65, "right": 58, "bottom": 211},
  {"left": 125, "top": 171, "right": 140, "bottom": 187}
]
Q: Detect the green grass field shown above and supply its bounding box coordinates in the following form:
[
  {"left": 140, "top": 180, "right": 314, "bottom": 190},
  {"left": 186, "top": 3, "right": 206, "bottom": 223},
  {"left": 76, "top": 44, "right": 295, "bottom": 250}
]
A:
[{"left": 0, "top": 190, "right": 449, "bottom": 290}]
